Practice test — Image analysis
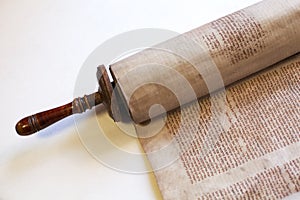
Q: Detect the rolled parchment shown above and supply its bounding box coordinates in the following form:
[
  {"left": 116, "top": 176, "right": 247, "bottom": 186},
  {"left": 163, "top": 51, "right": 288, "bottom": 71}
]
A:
[
  {"left": 110, "top": 0, "right": 299, "bottom": 123},
  {"left": 127, "top": 0, "right": 300, "bottom": 199}
]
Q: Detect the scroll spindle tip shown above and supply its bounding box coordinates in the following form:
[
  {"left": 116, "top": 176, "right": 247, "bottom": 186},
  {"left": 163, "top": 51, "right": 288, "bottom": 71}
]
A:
[{"left": 16, "top": 117, "right": 33, "bottom": 136}]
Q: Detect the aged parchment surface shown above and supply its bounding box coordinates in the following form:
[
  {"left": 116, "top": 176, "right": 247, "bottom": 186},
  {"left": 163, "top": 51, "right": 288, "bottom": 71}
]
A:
[
  {"left": 138, "top": 54, "right": 300, "bottom": 199},
  {"left": 111, "top": 0, "right": 299, "bottom": 124},
  {"left": 134, "top": 0, "right": 300, "bottom": 199}
]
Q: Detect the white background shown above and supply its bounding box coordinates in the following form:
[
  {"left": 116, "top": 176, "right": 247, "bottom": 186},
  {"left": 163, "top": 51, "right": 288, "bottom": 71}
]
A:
[{"left": 0, "top": 0, "right": 265, "bottom": 199}]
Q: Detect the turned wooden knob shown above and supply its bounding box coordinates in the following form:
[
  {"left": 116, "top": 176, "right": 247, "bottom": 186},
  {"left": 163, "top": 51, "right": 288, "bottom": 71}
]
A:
[
  {"left": 15, "top": 65, "right": 117, "bottom": 136},
  {"left": 15, "top": 92, "right": 102, "bottom": 136}
]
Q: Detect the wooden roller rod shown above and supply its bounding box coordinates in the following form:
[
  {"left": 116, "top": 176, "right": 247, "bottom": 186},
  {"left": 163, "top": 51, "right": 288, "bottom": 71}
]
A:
[{"left": 15, "top": 92, "right": 102, "bottom": 136}]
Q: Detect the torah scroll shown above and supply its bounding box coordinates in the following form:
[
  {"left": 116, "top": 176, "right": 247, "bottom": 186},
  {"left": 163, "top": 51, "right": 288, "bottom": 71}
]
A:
[{"left": 124, "top": 0, "right": 300, "bottom": 199}]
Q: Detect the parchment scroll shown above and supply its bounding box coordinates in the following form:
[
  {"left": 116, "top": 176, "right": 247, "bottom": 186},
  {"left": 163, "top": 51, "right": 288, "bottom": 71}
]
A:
[{"left": 130, "top": 0, "right": 300, "bottom": 199}]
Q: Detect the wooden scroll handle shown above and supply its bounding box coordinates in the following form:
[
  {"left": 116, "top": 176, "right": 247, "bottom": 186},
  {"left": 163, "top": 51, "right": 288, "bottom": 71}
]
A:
[{"left": 15, "top": 92, "right": 103, "bottom": 136}]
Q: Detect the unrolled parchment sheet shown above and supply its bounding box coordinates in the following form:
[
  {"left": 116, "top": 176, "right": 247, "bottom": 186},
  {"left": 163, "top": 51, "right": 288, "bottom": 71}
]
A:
[{"left": 138, "top": 53, "right": 300, "bottom": 199}]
